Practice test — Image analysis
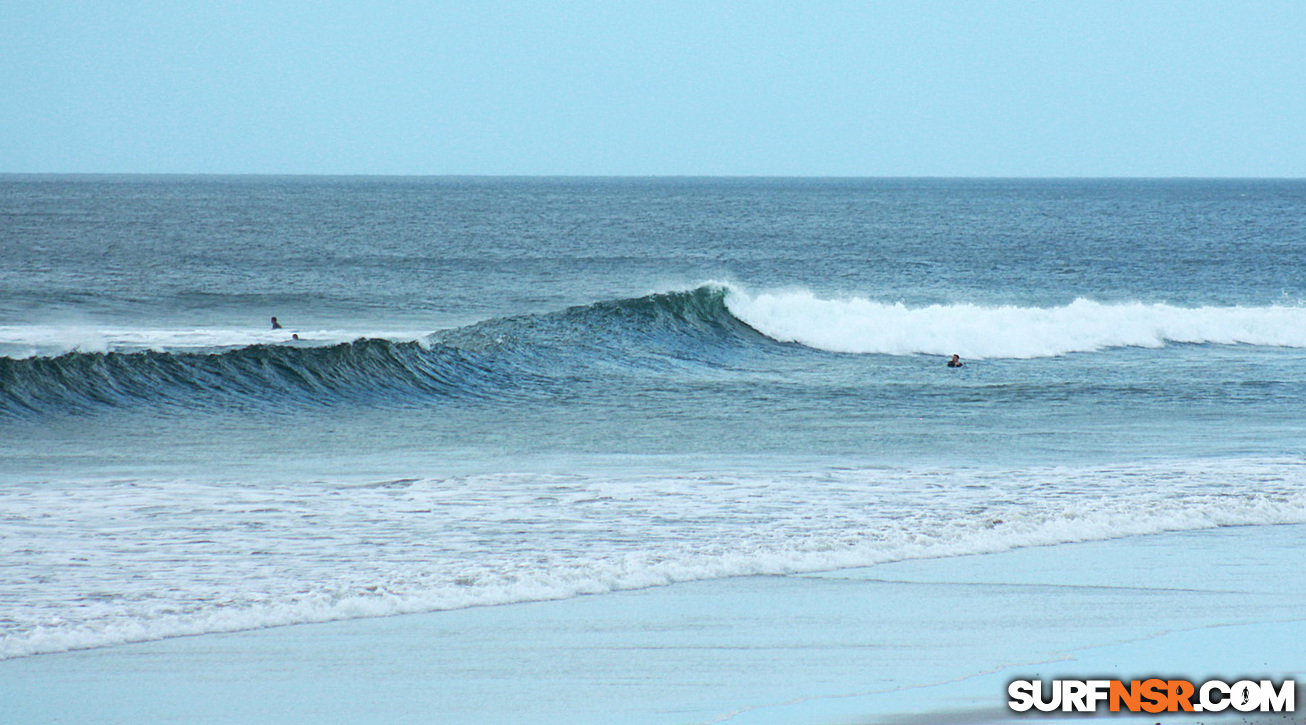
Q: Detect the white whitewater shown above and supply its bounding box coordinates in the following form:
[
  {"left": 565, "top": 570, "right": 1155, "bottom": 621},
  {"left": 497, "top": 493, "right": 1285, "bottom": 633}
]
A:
[{"left": 725, "top": 288, "right": 1306, "bottom": 358}]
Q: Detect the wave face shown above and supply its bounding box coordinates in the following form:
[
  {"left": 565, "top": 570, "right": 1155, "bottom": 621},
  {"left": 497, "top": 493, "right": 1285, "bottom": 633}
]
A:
[
  {"left": 0, "top": 287, "right": 765, "bottom": 416},
  {"left": 431, "top": 283, "right": 763, "bottom": 361},
  {"left": 0, "top": 339, "right": 514, "bottom": 416},
  {"left": 724, "top": 290, "right": 1306, "bottom": 358}
]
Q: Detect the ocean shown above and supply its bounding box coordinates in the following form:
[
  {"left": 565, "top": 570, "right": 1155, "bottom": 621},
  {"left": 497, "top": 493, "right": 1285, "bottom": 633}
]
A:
[{"left": 2, "top": 176, "right": 1305, "bottom": 662}]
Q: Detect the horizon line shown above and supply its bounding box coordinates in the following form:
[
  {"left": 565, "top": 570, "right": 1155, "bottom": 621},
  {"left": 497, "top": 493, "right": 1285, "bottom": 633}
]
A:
[{"left": 2, "top": 172, "right": 1304, "bottom": 181}]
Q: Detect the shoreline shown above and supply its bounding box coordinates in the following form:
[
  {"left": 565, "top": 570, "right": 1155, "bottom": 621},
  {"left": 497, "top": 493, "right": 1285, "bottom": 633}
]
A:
[{"left": 3, "top": 524, "right": 1303, "bottom": 724}]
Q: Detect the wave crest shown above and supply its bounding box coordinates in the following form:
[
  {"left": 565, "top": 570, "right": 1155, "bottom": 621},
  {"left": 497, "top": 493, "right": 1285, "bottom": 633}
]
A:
[{"left": 724, "top": 290, "right": 1306, "bottom": 358}]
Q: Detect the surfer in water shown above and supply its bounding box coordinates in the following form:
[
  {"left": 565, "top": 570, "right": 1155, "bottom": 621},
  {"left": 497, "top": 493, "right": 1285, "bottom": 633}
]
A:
[
  {"left": 947, "top": 354, "right": 963, "bottom": 368},
  {"left": 271, "top": 316, "right": 282, "bottom": 330}
]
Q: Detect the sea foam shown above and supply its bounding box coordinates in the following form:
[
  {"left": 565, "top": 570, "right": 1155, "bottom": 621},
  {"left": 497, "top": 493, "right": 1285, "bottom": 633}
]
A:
[
  {"left": 0, "top": 325, "right": 427, "bottom": 358},
  {"left": 3, "top": 459, "right": 1304, "bottom": 660},
  {"left": 724, "top": 289, "right": 1306, "bottom": 358}
]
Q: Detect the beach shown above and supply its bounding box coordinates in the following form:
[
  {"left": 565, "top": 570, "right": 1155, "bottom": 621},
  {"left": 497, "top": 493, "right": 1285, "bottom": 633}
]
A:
[{"left": 5, "top": 524, "right": 1301, "bottom": 724}]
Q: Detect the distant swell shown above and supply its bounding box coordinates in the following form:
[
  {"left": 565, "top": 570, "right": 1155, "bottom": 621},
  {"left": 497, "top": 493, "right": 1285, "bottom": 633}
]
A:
[{"left": 724, "top": 290, "right": 1306, "bottom": 358}]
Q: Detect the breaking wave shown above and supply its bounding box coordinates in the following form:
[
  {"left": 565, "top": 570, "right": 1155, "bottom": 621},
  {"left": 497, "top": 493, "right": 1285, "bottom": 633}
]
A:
[
  {"left": 5, "top": 284, "right": 1305, "bottom": 415},
  {"left": 724, "top": 289, "right": 1306, "bottom": 358}
]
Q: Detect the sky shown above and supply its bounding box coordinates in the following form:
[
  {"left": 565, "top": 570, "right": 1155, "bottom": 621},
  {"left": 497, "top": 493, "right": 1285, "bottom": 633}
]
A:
[{"left": 2, "top": 1, "right": 1304, "bottom": 176}]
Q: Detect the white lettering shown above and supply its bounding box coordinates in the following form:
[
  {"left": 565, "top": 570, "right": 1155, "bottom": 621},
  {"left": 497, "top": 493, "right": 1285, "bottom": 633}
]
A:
[
  {"left": 1200, "top": 680, "right": 1230, "bottom": 712},
  {"left": 1261, "top": 680, "right": 1294, "bottom": 712},
  {"left": 1008, "top": 680, "right": 1035, "bottom": 712},
  {"left": 1086, "top": 680, "right": 1111, "bottom": 711},
  {"left": 1033, "top": 680, "right": 1062, "bottom": 712},
  {"left": 1232, "top": 680, "right": 1262, "bottom": 712},
  {"left": 1061, "top": 680, "right": 1089, "bottom": 712}
]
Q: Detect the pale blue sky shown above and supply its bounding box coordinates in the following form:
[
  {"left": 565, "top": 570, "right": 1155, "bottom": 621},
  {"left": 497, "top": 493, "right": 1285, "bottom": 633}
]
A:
[{"left": 3, "top": 1, "right": 1304, "bottom": 176}]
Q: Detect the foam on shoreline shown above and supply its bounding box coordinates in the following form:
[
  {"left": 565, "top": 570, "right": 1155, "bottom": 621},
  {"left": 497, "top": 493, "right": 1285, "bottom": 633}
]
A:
[{"left": 3, "top": 524, "right": 1302, "bottom": 725}]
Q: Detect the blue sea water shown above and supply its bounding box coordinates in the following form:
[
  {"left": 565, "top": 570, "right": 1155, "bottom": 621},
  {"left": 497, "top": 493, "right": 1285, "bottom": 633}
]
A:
[{"left": 1, "top": 176, "right": 1304, "bottom": 658}]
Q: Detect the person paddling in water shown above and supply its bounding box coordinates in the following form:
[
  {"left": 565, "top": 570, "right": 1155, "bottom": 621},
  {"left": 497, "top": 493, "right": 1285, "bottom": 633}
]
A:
[
  {"left": 947, "top": 354, "right": 963, "bottom": 368},
  {"left": 271, "top": 316, "right": 282, "bottom": 330}
]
